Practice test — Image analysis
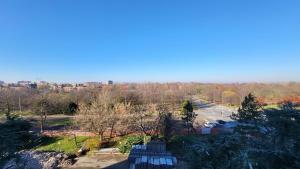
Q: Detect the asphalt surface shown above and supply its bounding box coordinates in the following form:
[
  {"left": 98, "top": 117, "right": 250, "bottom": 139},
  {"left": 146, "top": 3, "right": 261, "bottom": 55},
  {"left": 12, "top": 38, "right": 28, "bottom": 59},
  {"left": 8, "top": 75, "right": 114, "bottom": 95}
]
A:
[{"left": 193, "top": 98, "right": 237, "bottom": 127}]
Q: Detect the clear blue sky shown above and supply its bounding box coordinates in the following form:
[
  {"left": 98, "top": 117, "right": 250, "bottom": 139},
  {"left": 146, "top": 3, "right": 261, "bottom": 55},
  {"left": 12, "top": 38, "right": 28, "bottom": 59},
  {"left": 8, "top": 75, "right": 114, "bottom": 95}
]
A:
[{"left": 0, "top": 0, "right": 300, "bottom": 83}]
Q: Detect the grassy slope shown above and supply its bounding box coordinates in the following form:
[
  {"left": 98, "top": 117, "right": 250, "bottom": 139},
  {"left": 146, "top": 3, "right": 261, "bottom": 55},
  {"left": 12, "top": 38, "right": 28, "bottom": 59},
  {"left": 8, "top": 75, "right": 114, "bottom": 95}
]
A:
[
  {"left": 35, "top": 136, "right": 90, "bottom": 154},
  {"left": 263, "top": 104, "right": 280, "bottom": 110},
  {"left": 46, "top": 118, "right": 73, "bottom": 126}
]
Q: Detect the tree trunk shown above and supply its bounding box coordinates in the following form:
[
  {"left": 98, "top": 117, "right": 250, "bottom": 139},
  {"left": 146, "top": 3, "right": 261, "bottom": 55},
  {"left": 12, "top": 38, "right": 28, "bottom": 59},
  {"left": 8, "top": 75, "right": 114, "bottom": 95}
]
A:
[
  {"left": 140, "top": 124, "right": 150, "bottom": 136},
  {"left": 110, "top": 123, "right": 115, "bottom": 138},
  {"left": 40, "top": 120, "right": 44, "bottom": 133},
  {"left": 5, "top": 99, "right": 11, "bottom": 120},
  {"left": 73, "top": 134, "right": 78, "bottom": 147},
  {"left": 187, "top": 120, "right": 190, "bottom": 135},
  {"left": 40, "top": 114, "right": 47, "bottom": 133},
  {"left": 99, "top": 132, "right": 103, "bottom": 142},
  {"left": 19, "top": 96, "right": 22, "bottom": 112}
]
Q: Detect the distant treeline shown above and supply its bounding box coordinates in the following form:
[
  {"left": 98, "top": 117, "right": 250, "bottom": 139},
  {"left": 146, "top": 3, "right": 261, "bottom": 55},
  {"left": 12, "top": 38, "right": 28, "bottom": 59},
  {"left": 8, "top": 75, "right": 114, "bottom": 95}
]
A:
[
  {"left": 196, "top": 82, "right": 300, "bottom": 106},
  {"left": 0, "top": 83, "right": 193, "bottom": 115},
  {"left": 1, "top": 82, "right": 300, "bottom": 115}
]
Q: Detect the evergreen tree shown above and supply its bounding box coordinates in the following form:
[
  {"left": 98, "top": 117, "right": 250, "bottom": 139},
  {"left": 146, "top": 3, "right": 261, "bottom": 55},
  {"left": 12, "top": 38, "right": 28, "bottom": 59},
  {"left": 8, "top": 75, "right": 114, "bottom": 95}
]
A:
[
  {"left": 180, "top": 100, "right": 196, "bottom": 134},
  {"left": 231, "top": 93, "right": 263, "bottom": 122},
  {"left": 160, "top": 112, "right": 173, "bottom": 143},
  {"left": 262, "top": 102, "right": 300, "bottom": 168}
]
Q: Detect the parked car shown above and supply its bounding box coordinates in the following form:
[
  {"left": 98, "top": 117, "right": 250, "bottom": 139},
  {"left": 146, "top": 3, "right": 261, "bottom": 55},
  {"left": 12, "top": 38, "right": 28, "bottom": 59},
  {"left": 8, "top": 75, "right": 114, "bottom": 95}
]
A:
[
  {"left": 204, "top": 121, "right": 217, "bottom": 128},
  {"left": 217, "top": 120, "right": 226, "bottom": 124}
]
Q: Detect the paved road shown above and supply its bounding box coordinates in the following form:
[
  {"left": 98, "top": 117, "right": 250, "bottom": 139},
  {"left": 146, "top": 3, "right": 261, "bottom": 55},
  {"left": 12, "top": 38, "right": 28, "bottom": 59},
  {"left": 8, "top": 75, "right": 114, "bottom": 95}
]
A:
[{"left": 192, "top": 98, "right": 237, "bottom": 127}]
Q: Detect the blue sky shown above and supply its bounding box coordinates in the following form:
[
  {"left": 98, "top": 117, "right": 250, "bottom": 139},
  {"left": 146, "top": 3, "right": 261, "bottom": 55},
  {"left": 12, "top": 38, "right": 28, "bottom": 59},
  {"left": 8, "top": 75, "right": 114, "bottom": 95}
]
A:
[{"left": 0, "top": 0, "right": 300, "bottom": 83}]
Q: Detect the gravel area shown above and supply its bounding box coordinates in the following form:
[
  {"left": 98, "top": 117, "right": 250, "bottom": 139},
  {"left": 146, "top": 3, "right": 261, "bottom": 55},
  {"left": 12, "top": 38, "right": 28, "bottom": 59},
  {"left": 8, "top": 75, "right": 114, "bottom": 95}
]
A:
[{"left": 3, "top": 150, "right": 75, "bottom": 169}]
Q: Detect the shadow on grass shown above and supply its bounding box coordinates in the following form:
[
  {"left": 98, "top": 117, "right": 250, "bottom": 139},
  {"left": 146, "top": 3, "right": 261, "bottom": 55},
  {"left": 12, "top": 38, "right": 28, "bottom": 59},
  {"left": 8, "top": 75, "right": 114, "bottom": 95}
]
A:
[
  {"left": 101, "top": 140, "right": 118, "bottom": 148},
  {"left": 37, "top": 136, "right": 64, "bottom": 148}
]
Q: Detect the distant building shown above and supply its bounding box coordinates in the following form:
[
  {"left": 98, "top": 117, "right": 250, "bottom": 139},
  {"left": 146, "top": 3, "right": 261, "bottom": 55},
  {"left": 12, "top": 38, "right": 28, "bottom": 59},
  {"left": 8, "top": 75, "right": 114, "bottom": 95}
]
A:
[
  {"left": 8, "top": 86, "right": 24, "bottom": 91},
  {"left": 8, "top": 83, "right": 18, "bottom": 87},
  {"left": 2, "top": 83, "right": 9, "bottom": 87},
  {"left": 17, "top": 81, "right": 31, "bottom": 86},
  {"left": 75, "top": 83, "right": 85, "bottom": 87},
  {"left": 84, "top": 82, "right": 102, "bottom": 88},
  {"left": 71, "top": 83, "right": 77, "bottom": 88},
  {"left": 63, "top": 86, "right": 74, "bottom": 92},
  {"left": 61, "top": 83, "right": 73, "bottom": 87},
  {"left": 16, "top": 81, "right": 37, "bottom": 89},
  {"left": 76, "top": 86, "right": 87, "bottom": 91},
  {"left": 107, "top": 80, "right": 113, "bottom": 85},
  {"left": 37, "top": 81, "right": 50, "bottom": 89},
  {"left": 38, "top": 81, "right": 49, "bottom": 85},
  {"left": 49, "top": 83, "right": 59, "bottom": 90},
  {"left": 29, "top": 83, "right": 38, "bottom": 89},
  {"left": 0, "top": 81, "right": 4, "bottom": 86}
]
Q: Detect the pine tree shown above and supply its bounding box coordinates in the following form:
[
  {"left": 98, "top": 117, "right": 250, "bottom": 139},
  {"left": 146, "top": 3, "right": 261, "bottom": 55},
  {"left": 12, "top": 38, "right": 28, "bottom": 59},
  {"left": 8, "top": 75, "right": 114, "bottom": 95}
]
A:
[
  {"left": 180, "top": 100, "right": 196, "bottom": 134},
  {"left": 262, "top": 102, "right": 300, "bottom": 168},
  {"left": 231, "top": 93, "right": 263, "bottom": 122}
]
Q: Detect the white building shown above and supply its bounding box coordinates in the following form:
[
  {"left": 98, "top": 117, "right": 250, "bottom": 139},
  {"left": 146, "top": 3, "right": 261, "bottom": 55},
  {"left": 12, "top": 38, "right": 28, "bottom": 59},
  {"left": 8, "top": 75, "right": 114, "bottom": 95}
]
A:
[
  {"left": 84, "top": 82, "right": 102, "bottom": 88},
  {"left": 17, "top": 81, "right": 31, "bottom": 86}
]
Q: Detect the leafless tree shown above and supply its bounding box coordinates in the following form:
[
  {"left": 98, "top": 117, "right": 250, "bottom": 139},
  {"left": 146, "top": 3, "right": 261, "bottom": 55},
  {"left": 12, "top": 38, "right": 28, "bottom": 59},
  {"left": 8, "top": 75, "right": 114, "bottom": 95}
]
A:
[
  {"left": 75, "top": 98, "right": 111, "bottom": 142},
  {"left": 109, "top": 102, "right": 134, "bottom": 137},
  {"left": 0, "top": 88, "right": 18, "bottom": 120},
  {"left": 33, "top": 95, "right": 50, "bottom": 132}
]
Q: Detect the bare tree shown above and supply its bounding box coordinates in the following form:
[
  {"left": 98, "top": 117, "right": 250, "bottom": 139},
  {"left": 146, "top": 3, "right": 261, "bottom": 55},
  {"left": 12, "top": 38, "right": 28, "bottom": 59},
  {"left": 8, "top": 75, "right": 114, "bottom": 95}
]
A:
[
  {"left": 132, "top": 104, "right": 157, "bottom": 136},
  {"left": 132, "top": 103, "right": 172, "bottom": 137},
  {"left": 0, "top": 88, "right": 18, "bottom": 120},
  {"left": 75, "top": 99, "right": 110, "bottom": 142},
  {"left": 109, "top": 102, "right": 133, "bottom": 137},
  {"left": 33, "top": 95, "right": 50, "bottom": 132}
]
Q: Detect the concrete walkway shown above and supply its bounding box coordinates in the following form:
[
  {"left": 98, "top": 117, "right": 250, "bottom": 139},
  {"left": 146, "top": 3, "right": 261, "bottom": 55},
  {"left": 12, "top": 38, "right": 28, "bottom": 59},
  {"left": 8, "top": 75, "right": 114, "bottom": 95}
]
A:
[{"left": 66, "top": 154, "right": 128, "bottom": 169}]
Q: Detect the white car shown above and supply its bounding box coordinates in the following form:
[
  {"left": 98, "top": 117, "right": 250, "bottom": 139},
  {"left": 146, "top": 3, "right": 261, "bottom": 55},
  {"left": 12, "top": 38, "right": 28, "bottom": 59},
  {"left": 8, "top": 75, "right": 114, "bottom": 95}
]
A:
[{"left": 204, "top": 121, "right": 217, "bottom": 128}]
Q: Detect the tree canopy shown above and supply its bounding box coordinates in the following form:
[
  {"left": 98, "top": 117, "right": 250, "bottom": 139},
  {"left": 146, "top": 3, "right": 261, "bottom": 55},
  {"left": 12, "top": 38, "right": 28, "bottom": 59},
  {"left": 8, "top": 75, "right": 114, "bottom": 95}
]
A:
[
  {"left": 180, "top": 100, "right": 196, "bottom": 134},
  {"left": 231, "top": 93, "right": 263, "bottom": 122}
]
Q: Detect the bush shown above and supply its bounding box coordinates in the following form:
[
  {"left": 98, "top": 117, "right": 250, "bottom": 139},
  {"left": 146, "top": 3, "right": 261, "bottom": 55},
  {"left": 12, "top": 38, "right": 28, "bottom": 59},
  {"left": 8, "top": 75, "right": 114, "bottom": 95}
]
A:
[
  {"left": 117, "top": 135, "right": 148, "bottom": 153},
  {"left": 68, "top": 102, "right": 78, "bottom": 115},
  {"left": 168, "top": 135, "right": 208, "bottom": 155},
  {"left": 84, "top": 138, "right": 100, "bottom": 151},
  {"left": 0, "top": 119, "right": 33, "bottom": 162}
]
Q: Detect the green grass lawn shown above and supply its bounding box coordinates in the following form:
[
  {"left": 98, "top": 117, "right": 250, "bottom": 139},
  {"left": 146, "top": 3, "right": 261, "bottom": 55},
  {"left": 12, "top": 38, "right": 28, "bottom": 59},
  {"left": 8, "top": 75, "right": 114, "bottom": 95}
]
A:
[
  {"left": 1, "top": 111, "right": 36, "bottom": 117},
  {"left": 263, "top": 104, "right": 280, "bottom": 110},
  {"left": 46, "top": 118, "right": 73, "bottom": 126},
  {"left": 35, "top": 136, "right": 90, "bottom": 154},
  {"left": 221, "top": 103, "right": 300, "bottom": 111},
  {"left": 0, "top": 111, "right": 34, "bottom": 118},
  {"left": 263, "top": 104, "right": 300, "bottom": 110}
]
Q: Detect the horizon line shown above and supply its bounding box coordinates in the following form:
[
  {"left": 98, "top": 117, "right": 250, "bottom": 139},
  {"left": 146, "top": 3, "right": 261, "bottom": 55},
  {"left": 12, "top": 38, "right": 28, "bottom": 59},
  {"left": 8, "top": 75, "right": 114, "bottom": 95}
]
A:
[{"left": 1, "top": 79, "right": 300, "bottom": 84}]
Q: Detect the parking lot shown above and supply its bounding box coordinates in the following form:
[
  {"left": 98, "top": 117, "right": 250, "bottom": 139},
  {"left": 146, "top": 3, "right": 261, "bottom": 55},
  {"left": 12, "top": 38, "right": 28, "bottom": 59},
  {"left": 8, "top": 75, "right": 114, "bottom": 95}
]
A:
[{"left": 193, "top": 98, "right": 237, "bottom": 127}]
